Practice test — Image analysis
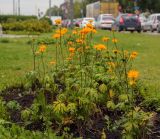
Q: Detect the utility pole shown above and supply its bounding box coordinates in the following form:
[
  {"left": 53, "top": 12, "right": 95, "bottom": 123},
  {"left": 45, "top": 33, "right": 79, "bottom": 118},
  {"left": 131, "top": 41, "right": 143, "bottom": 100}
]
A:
[
  {"left": 18, "top": 0, "right": 20, "bottom": 15},
  {"left": 49, "top": 0, "right": 52, "bottom": 18},
  {"left": 13, "top": 0, "right": 15, "bottom": 15},
  {"left": 70, "top": 0, "right": 74, "bottom": 28}
]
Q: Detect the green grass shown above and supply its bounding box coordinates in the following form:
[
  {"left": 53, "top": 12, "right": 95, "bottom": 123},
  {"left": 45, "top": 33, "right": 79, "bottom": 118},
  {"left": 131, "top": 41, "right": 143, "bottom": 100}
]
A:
[{"left": 0, "top": 30, "right": 160, "bottom": 90}]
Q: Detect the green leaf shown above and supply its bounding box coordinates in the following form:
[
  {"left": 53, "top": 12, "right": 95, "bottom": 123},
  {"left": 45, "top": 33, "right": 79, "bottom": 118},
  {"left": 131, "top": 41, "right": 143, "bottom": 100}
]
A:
[
  {"left": 106, "top": 101, "right": 116, "bottom": 110},
  {"left": 99, "top": 84, "right": 107, "bottom": 93},
  {"left": 53, "top": 100, "right": 67, "bottom": 114}
]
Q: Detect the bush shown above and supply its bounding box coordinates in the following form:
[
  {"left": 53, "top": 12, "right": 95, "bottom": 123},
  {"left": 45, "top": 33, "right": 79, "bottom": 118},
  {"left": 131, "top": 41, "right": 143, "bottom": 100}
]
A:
[
  {"left": 2, "top": 19, "right": 52, "bottom": 33},
  {"left": 0, "top": 15, "right": 37, "bottom": 23}
]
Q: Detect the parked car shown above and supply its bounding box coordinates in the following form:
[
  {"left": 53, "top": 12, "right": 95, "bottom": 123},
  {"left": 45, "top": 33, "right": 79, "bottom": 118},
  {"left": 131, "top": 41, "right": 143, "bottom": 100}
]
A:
[
  {"left": 80, "top": 17, "right": 96, "bottom": 28},
  {"left": 157, "top": 22, "right": 160, "bottom": 33},
  {"left": 139, "top": 14, "right": 147, "bottom": 30},
  {"left": 112, "top": 14, "right": 141, "bottom": 33},
  {"left": 142, "top": 13, "right": 160, "bottom": 32},
  {"left": 62, "top": 19, "right": 71, "bottom": 28},
  {"left": 74, "top": 18, "right": 82, "bottom": 27},
  {"left": 96, "top": 14, "right": 115, "bottom": 30}
]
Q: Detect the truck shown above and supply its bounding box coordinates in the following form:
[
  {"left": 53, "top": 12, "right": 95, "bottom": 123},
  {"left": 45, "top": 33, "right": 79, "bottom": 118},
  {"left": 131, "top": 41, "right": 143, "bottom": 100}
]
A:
[{"left": 86, "top": 1, "right": 119, "bottom": 19}]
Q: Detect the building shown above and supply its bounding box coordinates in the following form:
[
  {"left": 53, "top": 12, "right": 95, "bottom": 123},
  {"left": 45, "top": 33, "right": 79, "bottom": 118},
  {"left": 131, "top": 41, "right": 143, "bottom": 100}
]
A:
[{"left": 86, "top": 0, "right": 119, "bottom": 18}]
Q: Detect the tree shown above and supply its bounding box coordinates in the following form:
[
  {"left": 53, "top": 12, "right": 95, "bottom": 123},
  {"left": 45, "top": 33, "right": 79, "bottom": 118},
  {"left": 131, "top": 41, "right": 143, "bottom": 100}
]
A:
[{"left": 45, "top": 6, "right": 62, "bottom": 16}]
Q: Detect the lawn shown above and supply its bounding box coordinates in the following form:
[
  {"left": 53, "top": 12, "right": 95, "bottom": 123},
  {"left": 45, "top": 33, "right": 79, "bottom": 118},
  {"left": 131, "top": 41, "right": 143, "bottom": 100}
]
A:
[{"left": 0, "top": 30, "right": 160, "bottom": 90}]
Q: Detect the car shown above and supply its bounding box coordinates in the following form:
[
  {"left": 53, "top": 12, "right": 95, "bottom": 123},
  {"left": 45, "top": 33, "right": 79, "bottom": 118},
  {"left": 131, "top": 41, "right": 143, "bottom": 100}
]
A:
[
  {"left": 157, "top": 22, "right": 160, "bottom": 33},
  {"left": 112, "top": 13, "right": 141, "bottom": 33},
  {"left": 139, "top": 14, "right": 147, "bottom": 31},
  {"left": 80, "top": 17, "right": 96, "bottom": 28},
  {"left": 142, "top": 14, "right": 160, "bottom": 32},
  {"left": 74, "top": 18, "right": 82, "bottom": 27},
  {"left": 96, "top": 14, "right": 115, "bottom": 30}
]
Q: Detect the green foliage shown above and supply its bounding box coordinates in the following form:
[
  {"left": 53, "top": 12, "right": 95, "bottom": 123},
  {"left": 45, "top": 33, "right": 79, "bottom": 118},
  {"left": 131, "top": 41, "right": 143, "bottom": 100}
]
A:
[
  {"left": 7, "top": 100, "right": 21, "bottom": 111},
  {"left": 0, "top": 124, "right": 62, "bottom": 139},
  {"left": 0, "top": 15, "right": 37, "bottom": 23},
  {"left": 0, "top": 98, "right": 9, "bottom": 120},
  {"left": 2, "top": 19, "right": 52, "bottom": 33}
]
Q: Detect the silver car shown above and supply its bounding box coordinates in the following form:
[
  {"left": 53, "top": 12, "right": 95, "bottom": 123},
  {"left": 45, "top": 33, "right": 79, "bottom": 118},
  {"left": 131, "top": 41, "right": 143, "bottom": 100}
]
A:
[{"left": 142, "top": 14, "right": 160, "bottom": 32}]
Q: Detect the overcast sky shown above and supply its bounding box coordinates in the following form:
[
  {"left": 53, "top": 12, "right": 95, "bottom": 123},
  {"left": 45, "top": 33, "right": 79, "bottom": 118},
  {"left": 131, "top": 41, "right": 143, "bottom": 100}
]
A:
[{"left": 0, "top": 0, "right": 64, "bottom": 15}]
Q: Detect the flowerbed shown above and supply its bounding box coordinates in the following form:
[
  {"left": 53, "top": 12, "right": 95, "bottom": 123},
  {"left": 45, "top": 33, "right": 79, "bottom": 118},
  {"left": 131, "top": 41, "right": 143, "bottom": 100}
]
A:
[{"left": 0, "top": 20, "right": 160, "bottom": 139}]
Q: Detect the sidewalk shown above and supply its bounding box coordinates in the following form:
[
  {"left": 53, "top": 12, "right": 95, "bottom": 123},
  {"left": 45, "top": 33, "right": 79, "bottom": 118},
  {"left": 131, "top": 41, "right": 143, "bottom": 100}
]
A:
[{"left": 0, "top": 34, "right": 38, "bottom": 38}]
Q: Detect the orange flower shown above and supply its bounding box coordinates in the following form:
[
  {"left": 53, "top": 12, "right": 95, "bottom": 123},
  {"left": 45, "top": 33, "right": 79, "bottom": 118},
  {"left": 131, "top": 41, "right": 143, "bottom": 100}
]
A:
[
  {"left": 89, "top": 20, "right": 93, "bottom": 23},
  {"left": 76, "top": 39, "right": 84, "bottom": 44},
  {"left": 69, "top": 47, "right": 75, "bottom": 53},
  {"left": 91, "top": 29, "right": 97, "bottom": 33},
  {"left": 94, "top": 44, "right": 106, "bottom": 51},
  {"left": 77, "top": 47, "right": 83, "bottom": 52},
  {"left": 85, "top": 46, "right": 90, "bottom": 49},
  {"left": 52, "top": 34, "right": 61, "bottom": 39},
  {"left": 112, "top": 38, "right": 118, "bottom": 43},
  {"left": 49, "top": 61, "right": 56, "bottom": 65},
  {"left": 72, "top": 30, "right": 78, "bottom": 35},
  {"left": 128, "top": 70, "right": 139, "bottom": 80},
  {"left": 102, "top": 37, "right": 110, "bottom": 42},
  {"left": 39, "top": 44, "right": 47, "bottom": 53},
  {"left": 67, "top": 41, "right": 73, "bottom": 46},
  {"left": 86, "top": 23, "right": 93, "bottom": 29},
  {"left": 130, "top": 51, "right": 138, "bottom": 59},
  {"left": 80, "top": 27, "right": 92, "bottom": 35},
  {"left": 55, "top": 19, "right": 62, "bottom": 25},
  {"left": 56, "top": 28, "right": 68, "bottom": 36},
  {"left": 66, "top": 57, "right": 72, "bottom": 61}
]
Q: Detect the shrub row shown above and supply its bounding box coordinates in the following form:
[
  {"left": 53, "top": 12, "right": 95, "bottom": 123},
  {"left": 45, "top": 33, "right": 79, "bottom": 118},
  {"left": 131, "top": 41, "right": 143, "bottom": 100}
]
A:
[
  {"left": 0, "top": 15, "right": 37, "bottom": 23},
  {"left": 2, "top": 19, "right": 52, "bottom": 33}
]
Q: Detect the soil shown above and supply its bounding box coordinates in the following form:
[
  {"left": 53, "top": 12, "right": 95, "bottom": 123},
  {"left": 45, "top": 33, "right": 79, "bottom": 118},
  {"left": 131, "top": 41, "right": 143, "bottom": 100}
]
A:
[{"left": 0, "top": 84, "right": 160, "bottom": 139}]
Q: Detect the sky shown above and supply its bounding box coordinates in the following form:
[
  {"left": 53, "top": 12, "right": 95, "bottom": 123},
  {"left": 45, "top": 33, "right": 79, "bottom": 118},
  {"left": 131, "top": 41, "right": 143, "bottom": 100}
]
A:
[{"left": 0, "top": 0, "right": 64, "bottom": 15}]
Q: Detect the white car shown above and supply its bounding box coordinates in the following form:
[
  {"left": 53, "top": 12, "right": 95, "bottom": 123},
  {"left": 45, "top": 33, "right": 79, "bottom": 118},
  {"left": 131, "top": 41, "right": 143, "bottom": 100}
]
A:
[
  {"left": 142, "top": 14, "right": 160, "bottom": 32},
  {"left": 139, "top": 14, "right": 147, "bottom": 29},
  {"left": 96, "top": 14, "right": 115, "bottom": 30},
  {"left": 80, "top": 17, "right": 96, "bottom": 28}
]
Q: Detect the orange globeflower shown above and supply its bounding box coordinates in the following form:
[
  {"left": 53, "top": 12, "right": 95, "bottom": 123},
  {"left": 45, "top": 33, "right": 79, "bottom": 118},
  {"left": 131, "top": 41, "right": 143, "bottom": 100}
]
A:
[
  {"left": 80, "top": 27, "right": 92, "bottom": 35},
  {"left": 102, "top": 37, "right": 110, "bottom": 42},
  {"left": 66, "top": 57, "right": 72, "bottom": 61},
  {"left": 69, "top": 47, "right": 75, "bottom": 53},
  {"left": 72, "top": 30, "right": 78, "bottom": 35},
  {"left": 55, "top": 19, "right": 62, "bottom": 25},
  {"left": 76, "top": 39, "right": 83, "bottom": 44},
  {"left": 112, "top": 38, "right": 118, "bottom": 43},
  {"left": 67, "top": 41, "right": 73, "bottom": 46},
  {"left": 55, "top": 28, "right": 68, "bottom": 36},
  {"left": 94, "top": 44, "right": 106, "bottom": 51},
  {"left": 128, "top": 70, "right": 139, "bottom": 80},
  {"left": 52, "top": 34, "right": 61, "bottom": 39},
  {"left": 50, "top": 61, "right": 56, "bottom": 65},
  {"left": 91, "top": 29, "right": 97, "bottom": 33},
  {"left": 86, "top": 23, "right": 93, "bottom": 29},
  {"left": 89, "top": 20, "right": 93, "bottom": 23},
  {"left": 39, "top": 44, "right": 47, "bottom": 53},
  {"left": 130, "top": 51, "right": 138, "bottom": 59}
]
